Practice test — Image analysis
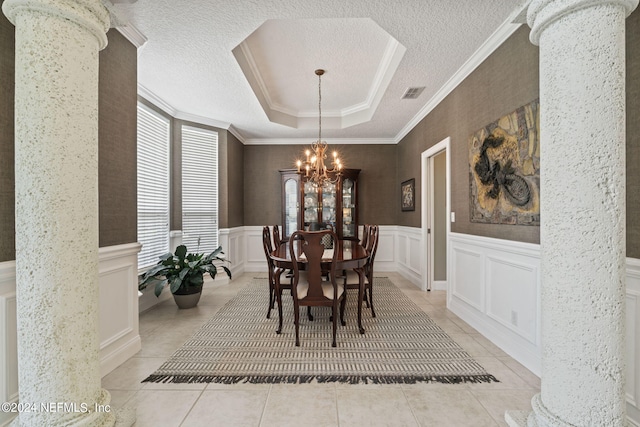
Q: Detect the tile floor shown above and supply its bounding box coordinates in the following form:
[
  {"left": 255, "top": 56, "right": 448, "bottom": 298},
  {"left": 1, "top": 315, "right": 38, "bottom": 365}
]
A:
[{"left": 103, "top": 272, "right": 540, "bottom": 426}]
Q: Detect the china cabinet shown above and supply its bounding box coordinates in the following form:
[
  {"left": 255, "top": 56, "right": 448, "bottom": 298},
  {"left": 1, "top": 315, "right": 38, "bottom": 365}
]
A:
[{"left": 280, "top": 168, "right": 360, "bottom": 240}]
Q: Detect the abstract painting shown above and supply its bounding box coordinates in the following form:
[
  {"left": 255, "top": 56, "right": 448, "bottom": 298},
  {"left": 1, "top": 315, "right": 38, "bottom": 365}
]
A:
[{"left": 469, "top": 99, "right": 540, "bottom": 225}]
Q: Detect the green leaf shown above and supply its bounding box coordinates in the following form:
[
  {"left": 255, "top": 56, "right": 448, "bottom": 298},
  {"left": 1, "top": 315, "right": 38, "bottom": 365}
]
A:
[
  {"left": 209, "top": 246, "right": 224, "bottom": 258},
  {"left": 161, "top": 257, "right": 175, "bottom": 267},
  {"left": 178, "top": 268, "right": 190, "bottom": 280},
  {"left": 154, "top": 279, "right": 168, "bottom": 297},
  {"left": 141, "top": 263, "right": 168, "bottom": 280},
  {"left": 169, "top": 276, "right": 183, "bottom": 293},
  {"left": 221, "top": 265, "right": 232, "bottom": 279},
  {"left": 175, "top": 245, "right": 187, "bottom": 260},
  {"left": 189, "top": 273, "right": 204, "bottom": 286}
]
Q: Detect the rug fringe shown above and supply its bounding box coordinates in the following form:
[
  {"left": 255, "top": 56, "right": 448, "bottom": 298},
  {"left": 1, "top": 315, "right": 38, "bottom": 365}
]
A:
[{"left": 142, "top": 373, "right": 499, "bottom": 385}]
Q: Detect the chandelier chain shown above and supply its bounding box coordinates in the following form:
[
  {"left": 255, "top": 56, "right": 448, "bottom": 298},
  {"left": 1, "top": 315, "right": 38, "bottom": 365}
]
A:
[{"left": 318, "top": 71, "right": 322, "bottom": 143}]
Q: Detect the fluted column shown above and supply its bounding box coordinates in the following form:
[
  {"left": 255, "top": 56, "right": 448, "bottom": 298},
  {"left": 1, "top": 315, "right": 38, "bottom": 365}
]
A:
[
  {"left": 507, "top": 0, "right": 638, "bottom": 426},
  {"left": 2, "top": 0, "right": 114, "bottom": 425}
]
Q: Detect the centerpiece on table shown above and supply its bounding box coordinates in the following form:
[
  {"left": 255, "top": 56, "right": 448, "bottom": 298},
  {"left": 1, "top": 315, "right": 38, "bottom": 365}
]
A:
[{"left": 139, "top": 245, "right": 231, "bottom": 309}]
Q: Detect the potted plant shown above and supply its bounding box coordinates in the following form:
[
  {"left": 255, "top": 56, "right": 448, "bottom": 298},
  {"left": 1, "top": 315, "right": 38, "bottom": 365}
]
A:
[{"left": 139, "top": 244, "right": 231, "bottom": 309}]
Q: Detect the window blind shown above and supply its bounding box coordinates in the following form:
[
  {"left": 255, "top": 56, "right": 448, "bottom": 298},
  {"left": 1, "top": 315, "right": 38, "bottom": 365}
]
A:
[
  {"left": 181, "top": 126, "right": 218, "bottom": 254},
  {"left": 137, "top": 103, "right": 170, "bottom": 269}
]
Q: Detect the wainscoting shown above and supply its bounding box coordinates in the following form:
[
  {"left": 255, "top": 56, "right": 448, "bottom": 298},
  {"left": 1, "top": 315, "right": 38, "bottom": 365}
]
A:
[
  {"left": 0, "top": 243, "right": 141, "bottom": 426},
  {"left": 97, "top": 243, "right": 143, "bottom": 377},
  {"left": 627, "top": 258, "right": 640, "bottom": 426},
  {"left": 447, "top": 232, "right": 640, "bottom": 426},
  {"left": 0, "top": 261, "right": 17, "bottom": 427},
  {"left": 231, "top": 225, "right": 401, "bottom": 274},
  {"left": 448, "top": 233, "right": 541, "bottom": 375}
]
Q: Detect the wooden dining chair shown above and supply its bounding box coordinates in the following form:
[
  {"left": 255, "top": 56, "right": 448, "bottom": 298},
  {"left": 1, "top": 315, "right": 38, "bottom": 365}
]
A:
[
  {"left": 344, "top": 225, "right": 379, "bottom": 317},
  {"left": 272, "top": 224, "right": 283, "bottom": 247},
  {"left": 360, "top": 224, "right": 371, "bottom": 249},
  {"left": 289, "top": 230, "right": 346, "bottom": 347},
  {"left": 262, "top": 226, "right": 288, "bottom": 319}
]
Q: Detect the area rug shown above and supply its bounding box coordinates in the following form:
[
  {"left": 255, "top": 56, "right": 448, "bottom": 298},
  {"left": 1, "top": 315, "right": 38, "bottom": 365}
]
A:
[{"left": 142, "top": 278, "right": 498, "bottom": 385}]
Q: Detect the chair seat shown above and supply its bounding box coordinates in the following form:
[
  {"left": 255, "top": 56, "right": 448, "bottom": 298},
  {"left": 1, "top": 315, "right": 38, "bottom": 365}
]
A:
[
  {"left": 344, "top": 269, "right": 370, "bottom": 285},
  {"left": 297, "top": 271, "right": 344, "bottom": 299}
]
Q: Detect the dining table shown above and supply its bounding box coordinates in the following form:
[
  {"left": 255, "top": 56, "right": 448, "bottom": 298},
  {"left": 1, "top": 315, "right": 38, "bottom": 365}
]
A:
[{"left": 270, "top": 238, "right": 370, "bottom": 335}]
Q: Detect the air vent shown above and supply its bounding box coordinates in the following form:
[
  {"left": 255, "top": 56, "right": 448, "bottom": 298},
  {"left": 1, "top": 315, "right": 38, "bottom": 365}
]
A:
[{"left": 402, "top": 87, "right": 425, "bottom": 99}]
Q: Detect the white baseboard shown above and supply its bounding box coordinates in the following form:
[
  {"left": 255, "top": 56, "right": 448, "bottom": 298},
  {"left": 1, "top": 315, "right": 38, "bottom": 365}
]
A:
[
  {"left": 432, "top": 280, "right": 447, "bottom": 291},
  {"left": 99, "top": 335, "right": 141, "bottom": 378}
]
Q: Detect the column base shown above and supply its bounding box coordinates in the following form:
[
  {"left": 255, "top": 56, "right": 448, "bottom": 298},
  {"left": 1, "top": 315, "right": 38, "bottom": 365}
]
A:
[
  {"left": 505, "top": 410, "right": 530, "bottom": 427},
  {"left": 505, "top": 393, "right": 576, "bottom": 427}
]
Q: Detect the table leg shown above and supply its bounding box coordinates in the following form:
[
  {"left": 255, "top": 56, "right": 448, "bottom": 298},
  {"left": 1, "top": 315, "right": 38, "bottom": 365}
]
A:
[
  {"left": 275, "top": 268, "right": 284, "bottom": 334},
  {"left": 355, "top": 267, "right": 365, "bottom": 334}
]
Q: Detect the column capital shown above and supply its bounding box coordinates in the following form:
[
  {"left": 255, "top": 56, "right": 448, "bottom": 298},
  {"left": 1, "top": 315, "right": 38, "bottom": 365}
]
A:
[
  {"left": 2, "top": 0, "right": 110, "bottom": 49},
  {"left": 527, "top": 0, "right": 639, "bottom": 45}
]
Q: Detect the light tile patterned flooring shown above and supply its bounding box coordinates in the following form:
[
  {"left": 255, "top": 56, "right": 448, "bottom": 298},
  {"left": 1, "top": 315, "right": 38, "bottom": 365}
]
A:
[{"left": 103, "top": 272, "right": 539, "bottom": 426}]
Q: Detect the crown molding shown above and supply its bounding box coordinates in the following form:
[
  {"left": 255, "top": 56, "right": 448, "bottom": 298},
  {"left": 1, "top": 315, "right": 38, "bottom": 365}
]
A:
[
  {"left": 103, "top": 0, "right": 147, "bottom": 49},
  {"left": 173, "top": 111, "right": 232, "bottom": 131},
  {"left": 226, "top": 125, "right": 246, "bottom": 143},
  {"left": 137, "top": 84, "right": 177, "bottom": 117},
  {"left": 392, "top": 7, "right": 526, "bottom": 144},
  {"left": 232, "top": 20, "right": 405, "bottom": 130},
  {"left": 137, "top": 84, "right": 246, "bottom": 143},
  {"left": 242, "top": 137, "right": 396, "bottom": 145},
  {"left": 116, "top": 24, "right": 147, "bottom": 48}
]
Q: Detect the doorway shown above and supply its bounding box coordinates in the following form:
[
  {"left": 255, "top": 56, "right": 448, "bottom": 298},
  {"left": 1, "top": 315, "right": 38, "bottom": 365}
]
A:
[{"left": 421, "top": 137, "right": 451, "bottom": 291}]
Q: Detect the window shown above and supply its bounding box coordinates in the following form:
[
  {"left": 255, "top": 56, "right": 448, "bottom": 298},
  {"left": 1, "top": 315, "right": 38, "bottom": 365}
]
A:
[
  {"left": 137, "top": 103, "right": 170, "bottom": 269},
  {"left": 181, "top": 126, "right": 218, "bottom": 254}
]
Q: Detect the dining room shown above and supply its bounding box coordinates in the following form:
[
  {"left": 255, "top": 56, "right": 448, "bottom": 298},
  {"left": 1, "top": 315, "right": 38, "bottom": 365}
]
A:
[{"left": 1, "top": 1, "right": 640, "bottom": 426}]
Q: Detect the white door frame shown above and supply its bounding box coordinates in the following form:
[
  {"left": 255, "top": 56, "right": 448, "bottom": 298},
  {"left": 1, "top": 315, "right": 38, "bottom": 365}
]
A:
[{"left": 421, "top": 137, "right": 451, "bottom": 291}]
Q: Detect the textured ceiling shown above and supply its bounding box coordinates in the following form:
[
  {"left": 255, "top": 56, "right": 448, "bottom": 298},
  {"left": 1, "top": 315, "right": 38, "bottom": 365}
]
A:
[{"left": 114, "top": 0, "right": 530, "bottom": 144}]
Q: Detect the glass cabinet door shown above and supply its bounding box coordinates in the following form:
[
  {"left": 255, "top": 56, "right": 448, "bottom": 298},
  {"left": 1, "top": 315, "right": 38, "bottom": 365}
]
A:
[
  {"left": 283, "top": 178, "right": 299, "bottom": 238},
  {"left": 321, "top": 181, "right": 337, "bottom": 228},
  {"left": 342, "top": 178, "right": 356, "bottom": 238},
  {"left": 303, "top": 181, "right": 319, "bottom": 229}
]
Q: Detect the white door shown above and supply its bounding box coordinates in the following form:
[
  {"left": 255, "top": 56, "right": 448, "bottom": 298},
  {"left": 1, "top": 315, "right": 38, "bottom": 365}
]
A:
[{"left": 421, "top": 137, "right": 451, "bottom": 291}]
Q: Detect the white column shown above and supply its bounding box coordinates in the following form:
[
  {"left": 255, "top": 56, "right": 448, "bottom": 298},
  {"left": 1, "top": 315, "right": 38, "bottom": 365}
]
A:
[
  {"left": 507, "top": 0, "right": 638, "bottom": 426},
  {"left": 2, "top": 1, "right": 114, "bottom": 426}
]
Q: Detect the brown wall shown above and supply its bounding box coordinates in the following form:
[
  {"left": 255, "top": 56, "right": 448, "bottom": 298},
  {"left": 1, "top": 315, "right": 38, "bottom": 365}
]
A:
[
  {"left": 243, "top": 144, "right": 397, "bottom": 227},
  {"left": 225, "top": 132, "right": 245, "bottom": 228},
  {"left": 397, "top": 26, "right": 540, "bottom": 245},
  {"left": 0, "top": 9, "right": 14, "bottom": 262},
  {"left": 1, "top": 23, "right": 138, "bottom": 260},
  {"left": 98, "top": 29, "right": 138, "bottom": 247},
  {"left": 627, "top": 9, "right": 640, "bottom": 259}
]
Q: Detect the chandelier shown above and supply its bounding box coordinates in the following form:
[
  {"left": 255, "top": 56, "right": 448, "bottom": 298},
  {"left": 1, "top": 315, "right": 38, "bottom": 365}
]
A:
[{"left": 296, "top": 69, "right": 342, "bottom": 185}]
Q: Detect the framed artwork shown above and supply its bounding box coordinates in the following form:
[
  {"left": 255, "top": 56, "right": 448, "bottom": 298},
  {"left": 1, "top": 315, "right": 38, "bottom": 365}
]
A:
[
  {"left": 401, "top": 178, "right": 415, "bottom": 211},
  {"left": 469, "top": 98, "right": 540, "bottom": 225}
]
